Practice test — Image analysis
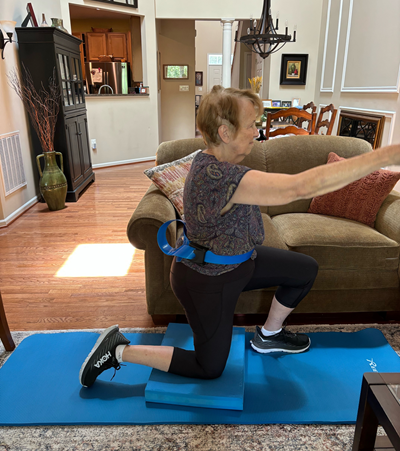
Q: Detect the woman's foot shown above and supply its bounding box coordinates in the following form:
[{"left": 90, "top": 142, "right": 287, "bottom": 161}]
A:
[
  {"left": 250, "top": 325, "right": 310, "bottom": 354},
  {"left": 79, "top": 325, "right": 130, "bottom": 387}
]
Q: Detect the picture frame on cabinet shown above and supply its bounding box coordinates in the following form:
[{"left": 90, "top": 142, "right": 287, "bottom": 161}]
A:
[
  {"left": 292, "top": 98, "right": 301, "bottom": 107},
  {"left": 262, "top": 99, "right": 272, "bottom": 108},
  {"left": 21, "top": 3, "right": 38, "bottom": 27}
]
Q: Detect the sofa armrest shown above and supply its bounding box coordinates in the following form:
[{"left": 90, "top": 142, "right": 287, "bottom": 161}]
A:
[
  {"left": 375, "top": 191, "right": 400, "bottom": 243},
  {"left": 126, "top": 184, "right": 178, "bottom": 250}
]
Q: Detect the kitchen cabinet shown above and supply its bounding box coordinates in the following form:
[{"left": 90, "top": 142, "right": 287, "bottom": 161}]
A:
[
  {"left": 16, "top": 27, "right": 95, "bottom": 202},
  {"left": 86, "top": 32, "right": 130, "bottom": 62}
]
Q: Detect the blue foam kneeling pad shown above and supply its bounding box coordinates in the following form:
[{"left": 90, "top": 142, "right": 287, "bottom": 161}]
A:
[{"left": 145, "top": 323, "right": 246, "bottom": 410}]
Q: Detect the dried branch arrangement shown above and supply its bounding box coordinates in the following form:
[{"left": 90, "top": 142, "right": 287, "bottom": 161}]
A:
[
  {"left": 8, "top": 65, "right": 61, "bottom": 153},
  {"left": 248, "top": 76, "right": 262, "bottom": 93}
]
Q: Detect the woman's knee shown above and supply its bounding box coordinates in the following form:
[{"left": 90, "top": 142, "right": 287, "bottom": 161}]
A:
[{"left": 201, "top": 364, "right": 225, "bottom": 380}]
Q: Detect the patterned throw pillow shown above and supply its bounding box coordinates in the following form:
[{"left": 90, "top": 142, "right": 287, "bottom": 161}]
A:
[
  {"left": 308, "top": 152, "right": 400, "bottom": 227},
  {"left": 144, "top": 150, "right": 202, "bottom": 217}
]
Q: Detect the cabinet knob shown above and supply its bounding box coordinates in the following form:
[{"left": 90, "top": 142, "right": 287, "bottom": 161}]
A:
[{"left": 77, "top": 132, "right": 82, "bottom": 135}]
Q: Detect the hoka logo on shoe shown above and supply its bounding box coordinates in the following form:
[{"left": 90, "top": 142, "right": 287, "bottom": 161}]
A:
[
  {"left": 366, "top": 358, "right": 378, "bottom": 372},
  {"left": 94, "top": 351, "right": 112, "bottom": 368}
]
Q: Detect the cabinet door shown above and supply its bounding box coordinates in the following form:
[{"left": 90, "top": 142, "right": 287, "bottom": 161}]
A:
[
  {"left": 57, "top": 50, "right": 85, "bottom": 112},
  {"left": 72, "top": 32, "right": 86, "bottom": 81},
  {"left": 57, "top": 52, "right": 75, "bottom": 111},
  {"left": 65, "top": 116, "right": 84, "bottom": 189},
  {"left": 70, "top": 55, "right": 85, "bottom": 106},
  {"left": 86, "top": 33, "right": 107, "bottom": 61},
  {"left": 107, "top": 33, "right": 127, "bottom": 60},
  {"left": 76, "top": 115, "right": 93, "bottom": 179}
]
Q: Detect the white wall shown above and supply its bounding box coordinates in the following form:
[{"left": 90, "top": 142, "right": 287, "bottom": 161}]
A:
[
  {"left": 155, "top": 0, "right": 263, "bottom": 20},
  {"left": 266, "top": 0, "right": 324, "bottom": 107},
  {"left": 0, "top": 0, "right": 62, "bottom": 225},
  {"left": 195, "top": 21, "right": 238, "bottom": 95},
  {"left": 314, "top": 0, "right": 400, "bottom": 146},
  {"left": 158, "top": 20, "right": 196, "bottom": 142}
]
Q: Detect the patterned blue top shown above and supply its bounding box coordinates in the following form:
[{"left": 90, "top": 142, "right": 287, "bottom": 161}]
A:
[{"left": 181, "top": 151, "right": 265, "bottom": 276}]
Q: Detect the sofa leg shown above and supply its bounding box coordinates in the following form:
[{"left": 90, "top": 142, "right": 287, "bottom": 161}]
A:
[
  {"left": 151, "top": 314, "right": 180, "bottom": 326},
  {"left": 383, "top": 311, "right": 400, "bottom": 322},
  {"left": 0, "top": 291, "right": 15, "bottom": 352}
]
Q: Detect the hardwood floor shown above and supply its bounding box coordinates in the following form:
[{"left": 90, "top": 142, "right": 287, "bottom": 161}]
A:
[{"left": 0, "top": 162, "right": 156, "bottom": 331}]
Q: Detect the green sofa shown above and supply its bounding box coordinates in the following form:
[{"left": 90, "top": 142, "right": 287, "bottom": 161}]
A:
[{"left": 127, "top": 135, "right": 400, "bottom": 322}]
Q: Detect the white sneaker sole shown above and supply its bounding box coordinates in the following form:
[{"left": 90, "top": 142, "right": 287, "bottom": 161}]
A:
[
  {"left": 250, "top": 340, "right": 311, "bottom": 354},
  {"left": 79, "top": 324, "right": 119, "bottom": 387}
]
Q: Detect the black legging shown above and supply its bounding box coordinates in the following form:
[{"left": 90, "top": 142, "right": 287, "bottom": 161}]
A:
[{"left": 168, "top": 245, "right": 318, "bottom": 379}]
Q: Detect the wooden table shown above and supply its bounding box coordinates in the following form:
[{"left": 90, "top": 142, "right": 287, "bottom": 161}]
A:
[{"left": 353, "top": 373, "right": 400, "bottom": 450}]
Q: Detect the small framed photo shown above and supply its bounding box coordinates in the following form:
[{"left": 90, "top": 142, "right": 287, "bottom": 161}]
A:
[
  {"left": 272, "top": 100, "right": 282, "bottom": 108},
  {"left": 282, "top": 100, "right": 292, "bottom": 108},
  {"left": 280, "top": 54, "right": 309, "bottom": 85},
  {"left": 292, "top": 98, "right": 301, "bottom": 107},
  {"left": 22, "top": 3, "right": 38, "bottom": 27},
  {"left": 195, "top": 71, "right": 203, "bottom": 87},
  {"left": 163, "top": 64, "right": 189, "bottom": 80},
  {"left": 262, "top": 99, "right": 272, "bottom": 108}
]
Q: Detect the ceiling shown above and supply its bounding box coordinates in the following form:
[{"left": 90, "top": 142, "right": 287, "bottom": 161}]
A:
[{"left": 69, "top": 4, "right": 134, "bottom": 20}]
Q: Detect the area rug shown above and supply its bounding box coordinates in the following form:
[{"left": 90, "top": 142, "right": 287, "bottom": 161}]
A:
[{"left": 0, "top": 324, "right": 397, "bottom": 451}]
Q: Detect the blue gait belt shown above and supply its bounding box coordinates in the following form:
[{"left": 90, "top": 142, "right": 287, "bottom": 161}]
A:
[{"left": 157, "top": 219, "right": 254, "bottom": 265}]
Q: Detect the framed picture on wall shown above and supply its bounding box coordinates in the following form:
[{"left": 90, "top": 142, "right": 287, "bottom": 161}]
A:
[
  {"left": 163, "top": 65, "right": 189, "bottom": 79},
  {"left": 280, "top": 54, "right": 308, "bottom": 85},
  {"left": 195, "top": 71, "right": 203, "bottom": 86}
]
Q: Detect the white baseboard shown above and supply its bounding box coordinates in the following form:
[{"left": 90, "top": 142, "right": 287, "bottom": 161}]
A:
[
  {"left": 93, "top": 156, "right": 156, "bottom": 169},
  {"left": 0, "top": 196, "right": 39, "bottom": 228}
]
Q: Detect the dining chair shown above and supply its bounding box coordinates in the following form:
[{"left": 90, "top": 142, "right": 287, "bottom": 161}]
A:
[
  {"left": 265, "top": 107, "right": 316, "bottom": 139},
  {"left": 0, "top": 291, "right": 15, "bottom": 351},
  {"left": 314, "top": 104, "right": 338, "bottom": 135},
  {"left": 297, "top": 101, "right": 317, "bottom": 129}
]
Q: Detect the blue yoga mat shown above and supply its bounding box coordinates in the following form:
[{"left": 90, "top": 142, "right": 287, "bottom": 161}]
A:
[{"left": 0, "top": 327, "right": 400, "bottom": 426}]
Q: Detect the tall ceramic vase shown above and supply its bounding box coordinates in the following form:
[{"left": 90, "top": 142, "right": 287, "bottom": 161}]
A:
[{"left": 36, "top": 151, "right": 68, "bottom": 211}]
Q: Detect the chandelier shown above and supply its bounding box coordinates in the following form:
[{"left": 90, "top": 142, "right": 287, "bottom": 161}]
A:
[{"left": 236, "top": 0, "right": 296, "bottom": 59}]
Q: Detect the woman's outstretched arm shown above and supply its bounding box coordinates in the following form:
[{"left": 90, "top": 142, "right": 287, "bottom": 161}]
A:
[{"left": 231, "top": 144, "right": 400, "bottom": 207}]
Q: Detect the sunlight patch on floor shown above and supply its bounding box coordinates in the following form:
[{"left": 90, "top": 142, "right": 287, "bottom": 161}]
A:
[{"left": 56, "top": 244, "right": 136, "bottom": 277}]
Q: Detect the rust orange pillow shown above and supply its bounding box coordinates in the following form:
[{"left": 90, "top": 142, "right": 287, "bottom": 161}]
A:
[{"left": 308, "top": 152, "right": 400, "bottom": 227}]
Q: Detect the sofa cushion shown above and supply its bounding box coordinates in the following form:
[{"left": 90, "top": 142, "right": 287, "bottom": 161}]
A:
[
  {"left": 263, "top": 135, "right": 372, "bottom": 217},
  {"left": 307, "top": 152, "right": 400, "bottom": 227},
  {"left": 144, "top": 150, "right": 202, "bottom": 217},
  {"left": 261, "top": 213, "right": 288, "bottom": 250},
  {"left": 271, "top": 213, "right": 399, "bottom": 271}
]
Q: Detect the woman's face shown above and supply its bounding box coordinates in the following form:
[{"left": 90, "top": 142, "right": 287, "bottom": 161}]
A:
[{"left": 228, "top": 98, "right": 259, "bottom": 163}]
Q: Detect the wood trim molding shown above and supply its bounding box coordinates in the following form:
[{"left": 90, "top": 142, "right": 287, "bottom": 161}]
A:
[
  {"left": 341, "top": 0, "right": 400, "bottom": 93},
  {"left": 0, "top": 196, "right": 39, "bottom": 228},
  {"left": 320, "top": 0, "right": 343, "bottom": 93}
]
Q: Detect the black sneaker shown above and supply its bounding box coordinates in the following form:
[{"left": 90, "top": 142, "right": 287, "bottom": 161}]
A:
[
  {"left": 250, "top": 325, "right": 310, "bottom": 354},
  {"left": 79, "top": 325, "right": 130, "bottom": 387}
]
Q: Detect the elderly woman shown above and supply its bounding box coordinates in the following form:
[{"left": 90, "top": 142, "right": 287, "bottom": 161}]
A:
[{"left": 80, "top": 86, "right": 400, "bottom": 387}]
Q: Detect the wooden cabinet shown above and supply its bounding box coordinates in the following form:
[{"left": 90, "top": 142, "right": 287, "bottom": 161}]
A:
[
  {"left": 16, "top": 27, "right": 95, "bottom": 202},
  {"left": 86, "top": 32, "right": 130, "bottom": 62}
]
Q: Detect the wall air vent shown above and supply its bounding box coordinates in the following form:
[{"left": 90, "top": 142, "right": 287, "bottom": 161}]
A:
[{"left": 0, "top": 131, "right": 27, "bottom": 196}]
